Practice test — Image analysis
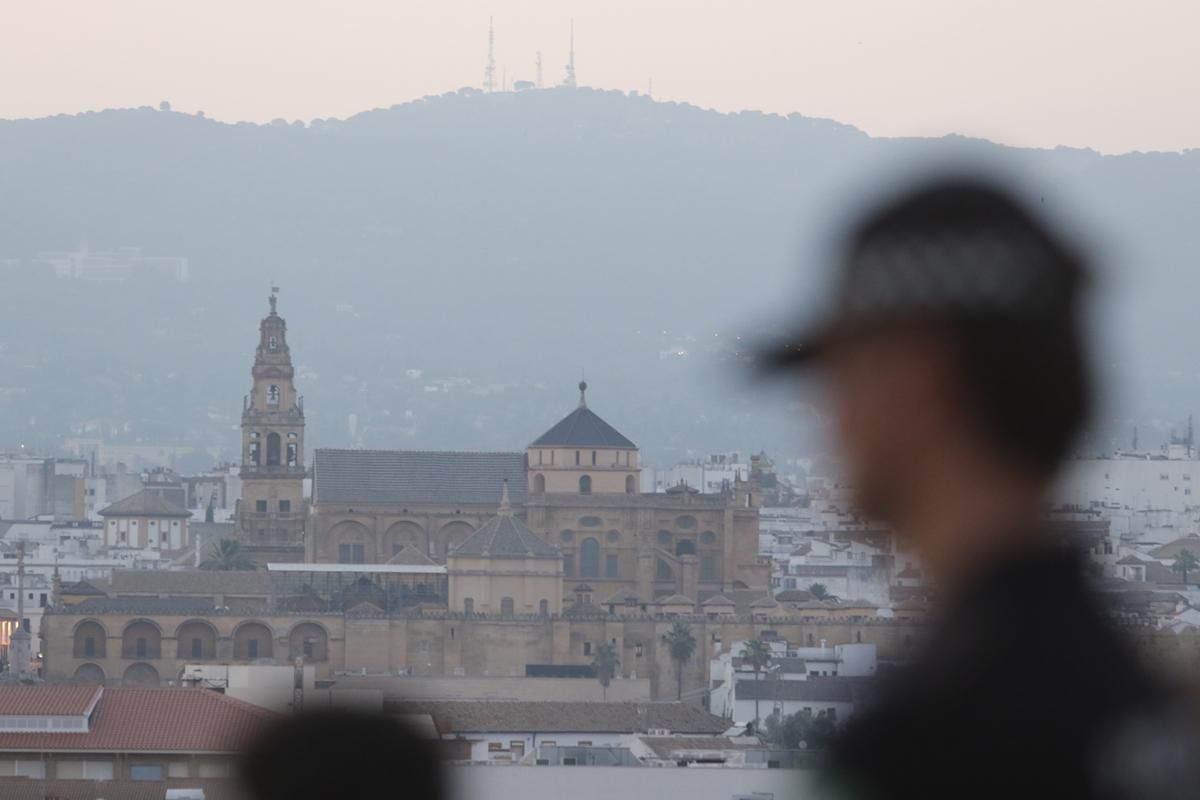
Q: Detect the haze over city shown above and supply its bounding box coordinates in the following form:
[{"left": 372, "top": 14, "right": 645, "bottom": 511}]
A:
[{"left": 2, "top": 4, "right": 1200, "bottom": 799}]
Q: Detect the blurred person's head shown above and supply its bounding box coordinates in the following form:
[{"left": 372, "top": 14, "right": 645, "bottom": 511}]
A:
[
  {"left": 762, "top": 178, "right": 1091, "bottom": 579},
  {"left": 239, "top": 708, "right": 444, "bottom": 800}
]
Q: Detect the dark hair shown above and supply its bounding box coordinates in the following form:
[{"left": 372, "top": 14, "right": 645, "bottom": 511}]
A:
[
  {"left": 849, "top": 179, "right": 1092, "bottom": 477},
  {"left": 239, "top": 708, "right": 444, "bottom": 800}
]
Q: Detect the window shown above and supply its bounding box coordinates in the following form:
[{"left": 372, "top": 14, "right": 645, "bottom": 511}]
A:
[
  {"left": 583, "top": 641, "right": 592, "bottom": 656},
  {"left": 255, "top": 500, "right": 268, "bottom": 513},
  {"left": 136, "top": 637, "right": 148, "bottom": 658},
  {"left": 575, "top": 450, "right": 581, "bottom": 465},
  {"left": 14, "top": 761, "right": 46, "bottom": 779},
  {"left": 656, "top": 558, "right": 672, "bottom": 580},
  {"left": 268, "top": 335, "right": 278, "bottom": 350},
  {"left": 287, "top": 442, "right": 298, "bottom": 466},
  {"left": 247, "top": 639, "right": 259, "bottom": 659},
  {"left": 625, "top": 475, "right": 635, "bottom": 494},
  {"left": 563, "top": 554, "right": 574, "bottom": 577},
  {"left": 605, "top": 553, "right": 619, "bottom": 577},
  {"left": 580, "top": 538, "right": 600, "bottom": 577},
  {"left": 579, "top": 475, "right": 592, "bottom": 494},
  {"left": 303, "top": 639, "right": 315, "bottom": 659},
  {"left": 501, "top": 597, "right": 514, "bottom": 615},
  {"left": 267, "top": 384, "right": 280, "bottom": 404},
  {"left": 538, "top": 450, "right": 543, "bottom": 465},
  {"left": 701, "top": 556, "right": 715, "bottom": 581},
  {"left": 248, "top": 440, "right": 259, "bottom": 465},
  {"left": 464, "top": 598, "right": 474, "bottom": 614},
  {"left": 131, "top": 763, "right": 164, "bottom": 781},
  {"left": 279, "top": 499, "right": 291, "bottom": 513},
  {"left": 591, "top": 450, "right": 597, "bottom": 465},
  {"left": 191, "top": 638, "right": 203, "bottom": 658},
  {"left": 338, "top": 543, "right": 365, "bottom": 563},
  {"left": 578, "top": 740, "right": 593, "bottom": 747},
  {"left": 266, "top": 432, "right": 281, "bottom": 465}
]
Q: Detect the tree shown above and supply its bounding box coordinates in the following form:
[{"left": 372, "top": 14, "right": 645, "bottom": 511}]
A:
[
  {"left": 1173, "top": 549, "right": 1199, "bottom": 586},
  {"left": 808, "top": 583, "right": 830, "bottom": 601},
  {"left": 740, "top": 639, "right": 773, "bottom": 729},
  {"left": 200, "top": 539, "right": 256, "bottom": 571},
  {"left": 592, "top": 641, "right": 620, "bottom": 701},
  {"left": 661, "top": 622, "right": 697, "bottom": 701}
]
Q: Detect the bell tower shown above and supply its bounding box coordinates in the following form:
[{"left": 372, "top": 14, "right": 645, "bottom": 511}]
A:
[{"left": 236, "top": 288, "right": 306, "bottom": 560}]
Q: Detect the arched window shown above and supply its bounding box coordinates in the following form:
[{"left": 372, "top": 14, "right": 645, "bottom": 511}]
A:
[
  {"left": 579, "top": 475, "right": 592, "bottom": 495},
  {"left": 266, "top": 433, "right": 281, "bottom": 466},
  {"left": 287, "top": 442, "right": 298, "bottom": 466},
  {"left": 675, "top": 540, "right": 696, "bottom": 557},
  {"left": 625, "top": 475, "right": 636, "bottom": 494},
  {"left": 580, "top": 538, "right": 600, "bottom": 578},
  {"left": 533, "top": 473, "right": 546, "bottom": 494},
  {"left": 539, "top": 599, "right": 549, "bottom": 616},
  {"left": 248, "top": 434, "right": 260, "bottom": 466},
  {"left": 501, "top": 597, "right": 514, "bottom": 616},
  {"left": 464, "top": 598, "right": 474, "bottom": 614},
  {"left": 267, "top": 384, "right": 280, "bottom": 405}
]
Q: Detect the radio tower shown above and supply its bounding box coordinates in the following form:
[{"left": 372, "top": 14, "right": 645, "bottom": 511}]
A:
[
  {"left": 563, "top": 20, "right": 577, "bottom": 88},
  {"left": 536, "top": 51, "right": 544, "bottom": 88},
  {"left": 484, "top": 17, "right": 496, "bottom": 93}
]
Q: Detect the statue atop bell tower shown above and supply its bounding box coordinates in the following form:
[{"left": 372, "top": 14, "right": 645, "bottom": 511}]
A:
[{"left": 235, "top": 288, "right": 307, "bottom": 561}]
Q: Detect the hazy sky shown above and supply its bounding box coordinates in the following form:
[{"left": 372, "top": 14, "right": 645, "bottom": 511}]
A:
[{"left": 3, "top": 1, "right": 1197, "bottom": 154}]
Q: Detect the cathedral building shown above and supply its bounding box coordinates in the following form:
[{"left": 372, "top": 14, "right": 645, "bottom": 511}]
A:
[
  {"left": 223, "top": 298, "right": 770, "bottom": 607},
  {"left": 309, "top": 382, "right": 770, "bottom": 609},
  {"left": 234, "top": 291, "right": 307, "bottom": 563}
]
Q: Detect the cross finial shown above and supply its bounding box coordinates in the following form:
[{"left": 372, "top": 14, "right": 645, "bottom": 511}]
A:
[{"left": 499, "top": 480, "right": 512, "bottom": 516}]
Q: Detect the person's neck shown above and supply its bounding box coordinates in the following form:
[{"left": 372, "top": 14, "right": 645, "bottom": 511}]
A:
[{"left": 892, "top": 455, "right": 1046, "bottom": 594}]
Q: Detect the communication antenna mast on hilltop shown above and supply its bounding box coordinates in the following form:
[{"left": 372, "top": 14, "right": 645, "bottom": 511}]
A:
[
  {"left": 484, "top": 17, "right": 497, "bottom": 93},
  {"left": 563, "top": 20, "right": 577, "bottom": 88}
]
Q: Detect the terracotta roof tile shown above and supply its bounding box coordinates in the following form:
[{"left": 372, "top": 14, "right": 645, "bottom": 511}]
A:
[
  {"left": 0, "top": 685, "right": 101, "bottom": 716},
  {"left": 0, "top": 687, "right": 278, "bottom": 753}
]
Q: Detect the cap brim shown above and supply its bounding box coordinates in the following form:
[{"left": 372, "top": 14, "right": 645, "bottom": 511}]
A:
[{"left": 748, "top": 322, "right": 839, "bottom": 375}]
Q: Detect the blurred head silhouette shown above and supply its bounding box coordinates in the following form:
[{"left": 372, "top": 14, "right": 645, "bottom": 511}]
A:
[
  {"left": 760, "top": 178, "right": 1091, "bottom": 583},
  {"left": 240, "top": 708, "right": 444, "bottom": 800}
]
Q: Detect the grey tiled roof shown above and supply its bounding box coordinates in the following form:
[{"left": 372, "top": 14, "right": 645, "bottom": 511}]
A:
[
  {"left": 98, "top": 490, "right": 190, "bottom": 518},
  {"left": 109, "top": 569, "right": 271, "bottom": 596},
  {"left": 530, "top": 406, "right": 636, "bottom": 449},
  {"left": 313, "top": 449, "right": 528, "bottom": 506},
  {"left": 451, "top": 513, "right": 560, "bottom": 559},
  {"left": 387, "top": 700, "right": 728, "bottom": 734}
]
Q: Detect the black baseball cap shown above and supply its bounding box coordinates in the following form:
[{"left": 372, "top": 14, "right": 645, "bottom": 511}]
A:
[{"left": 755, "top": 176, "right": 1089, "bottom": 371}]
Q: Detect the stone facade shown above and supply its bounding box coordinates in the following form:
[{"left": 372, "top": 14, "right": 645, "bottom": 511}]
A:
[{"left": 42, "top": 605, "right": 923, "bottom": 701}]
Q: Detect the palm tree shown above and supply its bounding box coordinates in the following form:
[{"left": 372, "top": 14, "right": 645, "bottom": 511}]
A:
[
  {"left": 200, "top": 538, "right": 256, "bottom": 571},
  {"left": 1173, "top": 549, "right": 1199, "bottom": 586},
  {"left": 661, "top": 622, "right": 697, "bottom": 701},
  {"left": 808, "top": 583, "right": 830, "bottom": 601},
  {"left": 592, "top": 641, "right": 620, "bottom": 701},
  {"left": 740, "top": 639, "right": 773, "bottom": 729}
]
